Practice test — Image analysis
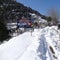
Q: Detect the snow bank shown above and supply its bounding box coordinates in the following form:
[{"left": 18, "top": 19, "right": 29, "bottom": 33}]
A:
[{"left": 38, "top": 26, "right": 60, "bottom": 60}]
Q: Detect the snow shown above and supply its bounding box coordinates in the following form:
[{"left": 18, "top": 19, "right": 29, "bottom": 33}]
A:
[
  {"left": 0, "top": 26, "right": 60, "bottom": 60},
  {"left": 39, "top": 18, "right": 47, "bottom": 23},
  {"left": 7, "top": 23, "right": 17, "bottom": 25}
]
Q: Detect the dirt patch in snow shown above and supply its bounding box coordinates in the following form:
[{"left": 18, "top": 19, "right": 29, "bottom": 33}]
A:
[{"left": 49, "top": 46, "right": 55, "bottom": 54}]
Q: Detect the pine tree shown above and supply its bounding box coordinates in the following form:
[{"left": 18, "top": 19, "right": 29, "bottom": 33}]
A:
[{"left": 0, "top": 21, "right": 10, "bottom": 42}]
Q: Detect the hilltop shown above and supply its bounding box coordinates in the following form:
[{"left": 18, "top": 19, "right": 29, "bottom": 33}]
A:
[{"left": 0, "top": 0, "right": 47, "bottom": 23}]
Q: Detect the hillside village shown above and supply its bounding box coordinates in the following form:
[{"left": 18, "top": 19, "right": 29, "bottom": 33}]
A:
[
  {"left": 7, "top": 13, "right": 48, "bottom": 37},
  {"left": 0, "top": 0, "right": 50, "bottom": 41}
]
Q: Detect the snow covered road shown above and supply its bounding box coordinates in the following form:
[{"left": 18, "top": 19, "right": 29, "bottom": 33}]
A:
[{"left": 0, "top": 26, "right": 60, "bottom": 60}]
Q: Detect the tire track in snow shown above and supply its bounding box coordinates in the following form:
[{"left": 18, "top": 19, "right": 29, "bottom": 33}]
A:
[
  {"left": 37, "top": 33, "right": 54, "bottom": 60},
  {"left": 37, "top": 34, "right": 48, "bottom": 60}
]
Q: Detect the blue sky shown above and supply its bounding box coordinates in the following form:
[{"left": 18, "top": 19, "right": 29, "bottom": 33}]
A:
[{"left": 17, "top": 0, "right": 60, "bottom": 15}]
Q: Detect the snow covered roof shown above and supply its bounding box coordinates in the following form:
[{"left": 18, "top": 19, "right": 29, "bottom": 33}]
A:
[
  {"left": 7, "top": 23, "right": 17, "bottom": 26},
  {"left": 7, "top": 23, "right": 17, "bottom": 29}
]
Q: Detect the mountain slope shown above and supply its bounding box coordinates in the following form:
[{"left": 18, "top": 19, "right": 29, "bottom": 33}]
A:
[{"left": 0, "top": 0, "right": 47, "bottom": 23}]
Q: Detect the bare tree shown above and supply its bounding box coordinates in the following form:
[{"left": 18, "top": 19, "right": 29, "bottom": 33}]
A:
[{"left": 47, "top": 8, "right": 59, "bottom": 25}]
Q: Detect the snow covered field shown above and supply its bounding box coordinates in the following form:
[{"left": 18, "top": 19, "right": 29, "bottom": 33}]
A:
[{"left": 0, "top": 26, "right": 60, "bottom": 60}]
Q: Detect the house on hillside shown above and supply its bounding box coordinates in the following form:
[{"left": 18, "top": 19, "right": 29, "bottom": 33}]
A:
[{"left": 17, "top": 17, "right": 33, "bottom": 28}]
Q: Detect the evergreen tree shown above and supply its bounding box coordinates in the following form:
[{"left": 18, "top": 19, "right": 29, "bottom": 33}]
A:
[
  {"left": 0, "top": 21, "right": 10, "bottom": 42},
  {"left": 47, "top": 17, "right": 51, "bottom": 22}
]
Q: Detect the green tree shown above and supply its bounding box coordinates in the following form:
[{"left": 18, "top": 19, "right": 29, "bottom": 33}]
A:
[
  {"left": 47, "top": 17, "right": 51, "bottom": 22},
  {"left": 0, "top": 7, "right": 10, "bottom": 42},
  {"left": 0, "top": 21, "right": 10, "bottom": 42}
]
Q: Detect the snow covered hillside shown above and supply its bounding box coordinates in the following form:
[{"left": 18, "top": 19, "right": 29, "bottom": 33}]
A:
[{"left": 0, "top": 26, "right": 60, "bottom": 60}]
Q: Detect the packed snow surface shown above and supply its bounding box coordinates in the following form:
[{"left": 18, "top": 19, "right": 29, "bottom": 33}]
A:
[{"left": 0, "top": 26, "right": 60, "bottom": 60}]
